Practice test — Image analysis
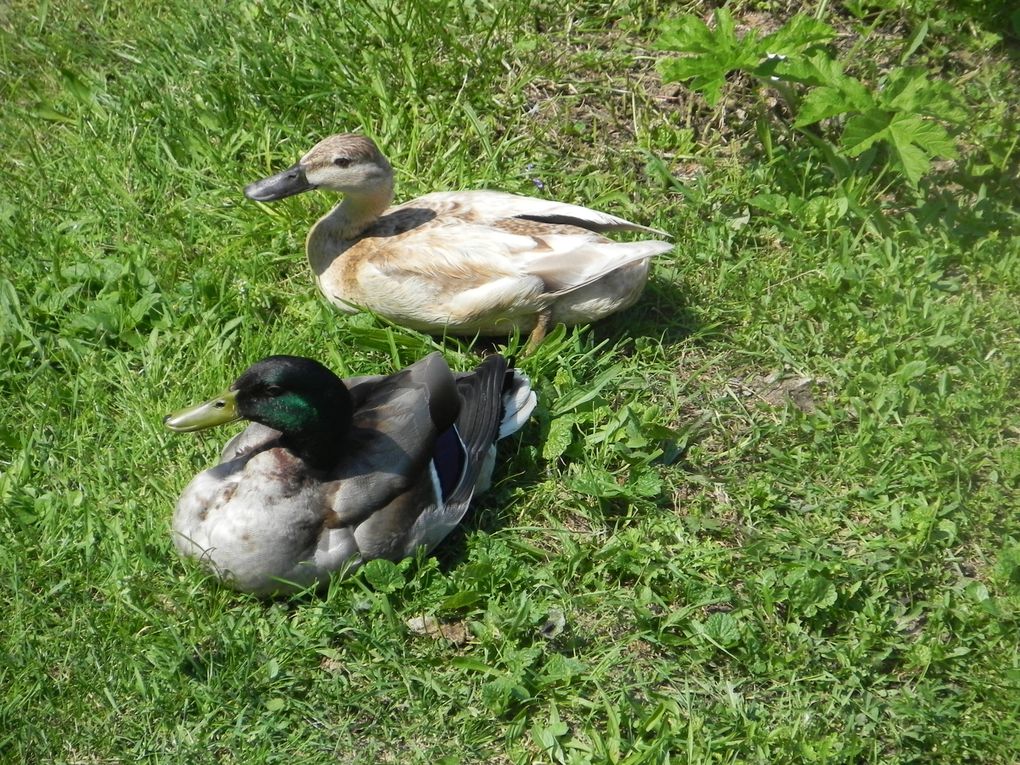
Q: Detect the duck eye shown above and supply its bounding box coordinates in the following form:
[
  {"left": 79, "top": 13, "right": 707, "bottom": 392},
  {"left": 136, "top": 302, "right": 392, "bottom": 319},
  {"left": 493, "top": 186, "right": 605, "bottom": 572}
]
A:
[
  {"left": 265, "top": 384, "right": 284, "bottom": 397},
  {"left": 333, "top": 157, "right": 353, "bottom": 168}
]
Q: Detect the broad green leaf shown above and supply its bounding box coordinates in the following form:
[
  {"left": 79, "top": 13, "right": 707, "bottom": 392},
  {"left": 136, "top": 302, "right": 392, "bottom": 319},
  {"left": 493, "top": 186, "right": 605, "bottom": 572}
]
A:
[
  {"left": 760, "top": 15, "right": 836, "bottom": 56},
  {"left": 702, "top": 611, "right": 741, "bottom": 647},
  {"left": 843, "top": 108, "right": 956, "bottom": 184},
  {"left": 655, "top": 9, "right": 761, "bottom": 105},
  {"left": 882, "top": 68, "right": 966, "bottom": 122},
  {"left": 568, "top": 468, "right": 626, "bottom": 498},
  {"left": 838, "top": 77, "right": 875, "bottom": 111},
  {"left": 897, "top": 115, "right": 957, "bottom": 157},
  {"left": 656, "top": 15, "right": 719, "bottom": 53},
  {"left": 880, "top": 68, "right": 930, "bottom": 112},
  {"left": 888, "top": 114, "right": 956, "bottom": 185},
  {"left": 541, "top": 654, "right": 585, "bottom": 683},
  {"left": 128, "top": 293, "right": 161, "bottom": 326},
  {"left": 629, "top": 469, "right": 663, "bottom": 497},
  {"left": 773, "top": 51, "right": 846, "bottom": 87},
  {"left": 550, "top": 363, "right": 623, "bottom": 415},
  {"left": 894, "top": 359, "right": 927, "bottom": 383},
  {"left": 481, "top": 676, "right": 529, "bottom": 714},
  {"left": 713, "top": 7, "right": 740, "bottom": 49},
  {"left": 624, "top": 414, "right": 650, "bottom": 449},
  {"left": 697, "top": 76, "right": 728, "bottom": 107},
  {"left": 997, "top": 542, "right": 1020, "bottom": 584},
  {"left": 889, "top": 137, "right": 930, "bottom": 186},
  {"left": 801, "top": 194, "right": 849, "bottom": 223},
  {"left": 441, "top": 590, "right": 481, "bottom": 610},
  {"left": 841, "top": 109, "right": 894, "bottom": 156},
  {"left": 935, "top": 518, "right": 958, "bottom": 544},
  {"left": 747, "top": 193, "right": 788, "bottom": 214},
  {"left": 568, "top": 466, "right": 662, "bottom": 499},
  {"left": 542, "top": 414, "right": 575, "bottom": 461},
  {"left": 450, "top": 656, "right": 500, "bottom": 675},
  {"left": 361, "top": 558, "right": 404, "bottom": 592},
  {"left": 800, "top": 575, "right": 837, "bottom": 615},
  {"left": 927, "top": 334, "right": 959, "bottom": 348},
  {"left": 532, "top": 719, "right": 568, "bottom": 752},
  {"left": 33, "top": 106, "right": 76, "bottom": 124},
  {"left": 657, "top": 56, "right": 727, "bottom": 83},
  {"left": 794, "top": 86, "right": 856, "bottom": 126},
  {"left": 655, "top": 61, "right": 725, "bottom": 107},
  {"left": 965, "top": 580, "right": 989, "bottom": 602}
]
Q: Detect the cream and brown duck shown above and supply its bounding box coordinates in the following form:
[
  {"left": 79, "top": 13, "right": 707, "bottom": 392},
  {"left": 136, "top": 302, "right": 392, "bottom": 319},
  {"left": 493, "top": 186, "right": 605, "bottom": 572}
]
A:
[
  {"left": 164, "top": 352, "right": 535, "bottom": 595},
  {"left": 244, "top": 134, "right": 673, "bottom": 350}
]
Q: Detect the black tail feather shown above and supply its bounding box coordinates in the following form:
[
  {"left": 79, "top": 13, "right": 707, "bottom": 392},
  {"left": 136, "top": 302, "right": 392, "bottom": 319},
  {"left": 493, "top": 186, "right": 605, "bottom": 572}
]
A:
[{"left": 448, "top": 355, "right": 509, "bottom": 506}]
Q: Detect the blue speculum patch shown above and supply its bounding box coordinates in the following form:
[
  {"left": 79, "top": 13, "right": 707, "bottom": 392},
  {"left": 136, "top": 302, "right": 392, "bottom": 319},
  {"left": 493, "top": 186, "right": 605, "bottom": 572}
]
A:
[{"left": 432, "top": 427, "right": 465, "bottom": 501}]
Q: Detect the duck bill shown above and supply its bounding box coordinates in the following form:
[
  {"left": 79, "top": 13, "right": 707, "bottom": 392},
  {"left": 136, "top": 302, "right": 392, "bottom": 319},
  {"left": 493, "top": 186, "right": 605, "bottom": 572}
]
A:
[
  {"left": 244, "top": 163, "right": 315, "bottom": 201},
  {"left": 164, "top": 390, "right": 240, "bottom": 432}
]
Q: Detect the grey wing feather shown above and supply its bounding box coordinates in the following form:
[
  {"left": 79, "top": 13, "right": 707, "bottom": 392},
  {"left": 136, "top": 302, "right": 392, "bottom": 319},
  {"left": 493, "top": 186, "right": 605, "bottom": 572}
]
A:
[
  {"left": 219, "top": 422, "right": 282, "bottom": 462},
  {"left": 330, "top": 353, "right": 460, "bottom": 523}
]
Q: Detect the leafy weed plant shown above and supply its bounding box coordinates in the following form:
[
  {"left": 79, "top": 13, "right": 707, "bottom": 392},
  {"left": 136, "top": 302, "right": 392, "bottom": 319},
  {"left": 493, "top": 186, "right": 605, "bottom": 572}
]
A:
[{"left": 656, "top": 9, "right": 965, "bottom": 186}]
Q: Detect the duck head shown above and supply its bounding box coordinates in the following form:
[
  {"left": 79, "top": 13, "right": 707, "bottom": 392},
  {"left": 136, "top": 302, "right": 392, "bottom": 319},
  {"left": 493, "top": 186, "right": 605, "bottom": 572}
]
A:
[
  {"left": 165, "top": 356, "right": 353, "bottom": 469},
  {"left": 244, "top": 134, "right": 394, "bottom": 202}
]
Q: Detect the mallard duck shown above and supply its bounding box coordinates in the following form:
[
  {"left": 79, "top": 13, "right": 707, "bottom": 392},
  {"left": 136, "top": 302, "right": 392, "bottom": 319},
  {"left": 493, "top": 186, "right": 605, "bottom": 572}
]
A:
[
  {"left": 244, "top": 134, "right": 673, "bottom": 349},
  {"left": 164, "top": 352, "right": 535, "bottom": 595}
]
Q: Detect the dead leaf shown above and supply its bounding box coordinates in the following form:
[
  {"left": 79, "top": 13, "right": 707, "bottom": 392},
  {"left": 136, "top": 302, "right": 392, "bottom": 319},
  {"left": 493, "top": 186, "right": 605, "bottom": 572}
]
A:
[{"left": 405, "top": 614, "right": 470, "bottom": 646}]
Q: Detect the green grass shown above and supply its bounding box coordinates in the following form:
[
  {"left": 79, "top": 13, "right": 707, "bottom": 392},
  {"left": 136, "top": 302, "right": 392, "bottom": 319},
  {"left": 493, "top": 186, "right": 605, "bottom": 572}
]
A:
[{"left": 2, "top": 0, "right": 1018, "bottom": 762}]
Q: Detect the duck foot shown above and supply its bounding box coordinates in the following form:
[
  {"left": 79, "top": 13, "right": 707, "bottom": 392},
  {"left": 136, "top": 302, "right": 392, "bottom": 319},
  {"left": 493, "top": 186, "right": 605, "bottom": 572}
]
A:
[{"left": 523, "top": 311, "right": 552, "bottom": 355}]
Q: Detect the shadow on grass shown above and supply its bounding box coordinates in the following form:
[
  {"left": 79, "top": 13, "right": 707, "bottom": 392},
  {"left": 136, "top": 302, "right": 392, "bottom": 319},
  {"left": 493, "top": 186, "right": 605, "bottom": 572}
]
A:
[
  {"left": 429, "top": 272, "right": 707, "bottom": 568},
  {"left": 400, "top": 270, "right": 704, "bottom": 357},
  {"left": 947, "top": 0, "right": 1020, "bottom": 46},
  {"left": 590, "top": 274, "right": 703, "bottom": 349},
  {"left": 917, "top": 158, "right": 1020, "bottom": 250},
  {"left": 432, "top": 468, "right": 545, "bottom": 574}
]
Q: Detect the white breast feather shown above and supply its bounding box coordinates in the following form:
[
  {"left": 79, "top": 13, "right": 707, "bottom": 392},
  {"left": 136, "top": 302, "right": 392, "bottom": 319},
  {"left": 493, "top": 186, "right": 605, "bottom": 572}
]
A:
[{"left": 173, "top": 449, "right": 334, "bottom": 593}]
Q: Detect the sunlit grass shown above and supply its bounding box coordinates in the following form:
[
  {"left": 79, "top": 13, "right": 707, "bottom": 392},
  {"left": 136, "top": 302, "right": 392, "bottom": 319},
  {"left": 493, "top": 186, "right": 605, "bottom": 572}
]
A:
[{"left": 1, "top": 0, "right": 1018, "bottom": 762}]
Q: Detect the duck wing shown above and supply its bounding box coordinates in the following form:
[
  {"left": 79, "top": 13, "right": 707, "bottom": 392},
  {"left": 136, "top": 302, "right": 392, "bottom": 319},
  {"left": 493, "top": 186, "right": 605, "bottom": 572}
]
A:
[
  {"left": 447, "top": 354, "right": 510, "bottom": 506},
  {"left": 403, "top": 190, "right": 669, "bottom": 237},
  {"left": 354, "top": 216, "right": 670, "bottom": 326},
  {"left": 326, "top": 354, "right": 534, "bottom": 561},
  {"left": 343, "top": 356, "right": 535, "bottom": 508},
  {"left": 219, "top": 422, "right": 282, "bottom": 462},
  {"left": 330, "top": 352, "right": 461, "bottom": 529},
  {"left": 394, "top": 355, "right": 536, "bottom": 556},
  {"left": 516, "top": 234, "right": 674, "bottom": 295}
]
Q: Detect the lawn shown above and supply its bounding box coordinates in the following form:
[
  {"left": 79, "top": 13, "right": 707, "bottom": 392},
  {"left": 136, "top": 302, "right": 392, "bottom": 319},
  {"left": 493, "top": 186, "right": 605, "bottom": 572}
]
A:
[{"left": 1, "top": 0, "right": 1018, "bottom": 762}]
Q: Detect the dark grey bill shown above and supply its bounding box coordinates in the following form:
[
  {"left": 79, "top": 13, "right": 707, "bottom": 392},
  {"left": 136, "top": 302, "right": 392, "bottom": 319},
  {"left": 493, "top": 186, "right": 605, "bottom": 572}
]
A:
[{"left": 244, "top": 164, "right": 315, "bottom": 201}]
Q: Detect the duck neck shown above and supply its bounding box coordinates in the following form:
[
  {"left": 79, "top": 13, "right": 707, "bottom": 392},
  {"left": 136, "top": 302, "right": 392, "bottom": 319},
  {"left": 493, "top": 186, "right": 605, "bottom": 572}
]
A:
[
  {"left": 280, "top": 406, "right": 352, "bottom": 471},
  {"left": 258, "top": 386, "right": 353, "bottom": 472},
  {"left": 329, "top": 181, "right": 395, "bottom": 240}
]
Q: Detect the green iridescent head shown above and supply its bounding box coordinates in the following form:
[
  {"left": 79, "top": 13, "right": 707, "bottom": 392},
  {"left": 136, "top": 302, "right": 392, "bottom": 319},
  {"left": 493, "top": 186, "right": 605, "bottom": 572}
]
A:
[{"left": 165, "top": 356, "right": 353, "bottom": 466}]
